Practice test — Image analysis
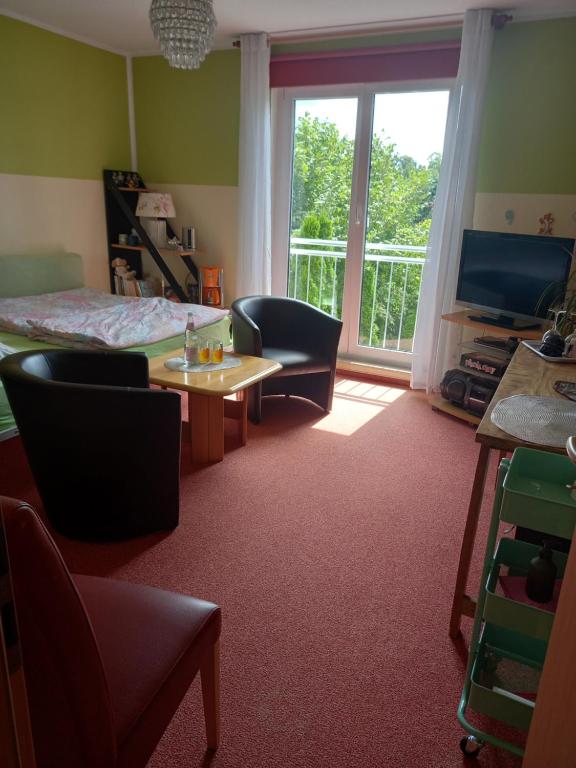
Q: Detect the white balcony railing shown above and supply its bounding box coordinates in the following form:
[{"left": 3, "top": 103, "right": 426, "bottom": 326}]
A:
[{"left": 288, "top": 237, "right": 427, "bottom": 353}]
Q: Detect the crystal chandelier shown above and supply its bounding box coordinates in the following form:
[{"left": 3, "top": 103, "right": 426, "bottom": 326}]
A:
[{"left": 149, "top": 0, "right": 217, "bottom": 70}]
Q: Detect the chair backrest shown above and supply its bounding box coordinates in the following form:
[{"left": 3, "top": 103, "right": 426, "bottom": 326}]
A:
[
  {"left": 18, "top": 349, "right": 150, "bottom": 388},
  {"left": 232, "top": 296, "right": 341, "bottom": 350},
  {"left": 0, "top": 497, "right": 117, "bottom": 767},
  {"left": 0, "top": 350, "right": 181, "bottom": 540}
]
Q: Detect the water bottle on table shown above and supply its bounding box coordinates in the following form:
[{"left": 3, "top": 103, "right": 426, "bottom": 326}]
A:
[{"left": 184, "top": 313, "right": 200, "bottom": 366}]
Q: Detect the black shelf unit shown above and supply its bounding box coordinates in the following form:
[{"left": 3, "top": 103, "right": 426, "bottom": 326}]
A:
[{"left": 103, "top": 169, "right": 199, "bottom": 302}]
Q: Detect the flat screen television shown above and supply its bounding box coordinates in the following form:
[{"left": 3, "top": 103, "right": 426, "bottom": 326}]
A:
[{"left": 456, "top": 229, "right": 575, "bottom": 329}]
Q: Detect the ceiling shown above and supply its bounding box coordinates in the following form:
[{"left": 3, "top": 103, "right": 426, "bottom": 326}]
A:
[{"left": 0, "top": 0, "right": 574, "bottom": 55}]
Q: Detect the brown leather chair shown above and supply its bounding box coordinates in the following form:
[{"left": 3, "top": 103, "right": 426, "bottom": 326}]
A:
[
  {"left": 231, "top": 296, "right": 343, "bottom": 423},
  {"left": 0, "top": 496, "right": 221, "bottom": 768},
  {"left": 0, "top": 349, "right": 181, "bottom": 540}
]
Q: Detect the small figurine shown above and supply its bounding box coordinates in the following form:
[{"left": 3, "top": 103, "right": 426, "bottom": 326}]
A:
[
  {"left": 111, "top": 171, "right": 125, "bottom": 187},
  {"left": 111, "top": 257, "right": 136, "bottom": 280}
]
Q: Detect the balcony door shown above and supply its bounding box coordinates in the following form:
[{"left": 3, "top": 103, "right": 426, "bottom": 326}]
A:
[{"left": 272, "top": 84, "right": 450, "bottom": 369}]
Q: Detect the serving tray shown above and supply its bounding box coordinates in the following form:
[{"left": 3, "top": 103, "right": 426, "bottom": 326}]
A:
[
  {"left": 522, "top": 340, "right": 576, "bottom": 364},
  {"left": 164, "top": 354, "right": 241, "bottom": 373}
]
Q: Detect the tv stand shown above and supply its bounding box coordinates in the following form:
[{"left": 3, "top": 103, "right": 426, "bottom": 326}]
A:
[
  {"left": 428, "top": 310, "right": 547, "bottom": 426},
  {"left": 441, "top": 310, "right": 545, "bottom": 339},
  {"left": 467, "top": 313, "right": 542, "bottom": 331}
]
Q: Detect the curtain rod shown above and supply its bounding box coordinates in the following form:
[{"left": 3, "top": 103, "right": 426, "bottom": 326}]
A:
[{"left": 232, "top": 12, "right": 512, "bottom": 47}]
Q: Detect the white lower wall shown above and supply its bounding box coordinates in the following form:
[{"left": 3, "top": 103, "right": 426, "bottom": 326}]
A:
[
  {"left": 3, "top": 176, "right": 571, "bottom": 306},
  {"left": 0, "top": 175, "right": 240, "bottom": 301},
  {"left": 473, "top": 193, "right": 576, "bottom": 238},
  {"left": 146, "top": 183, "right": 238, "bottom": 303},
  {"left": 0, "top": 173, "right": 110, "bottom": 290}
]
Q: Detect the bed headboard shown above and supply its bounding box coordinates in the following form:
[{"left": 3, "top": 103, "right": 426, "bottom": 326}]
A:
[{"left": 0, "top": 253, "right": 85, "bottom": 298}]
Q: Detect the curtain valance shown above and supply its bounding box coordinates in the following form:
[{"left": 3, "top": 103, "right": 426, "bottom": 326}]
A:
[{"left": 270, "top": 41, "right": 460, "bottom": 87}]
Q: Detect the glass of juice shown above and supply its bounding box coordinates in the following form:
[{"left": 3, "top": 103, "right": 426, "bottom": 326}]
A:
[
  {"left": 210, "top": 340, "right": 224, "bottom": 364},
  {"left": 198, "top": 340, "right": 210, "bottom": 364}
]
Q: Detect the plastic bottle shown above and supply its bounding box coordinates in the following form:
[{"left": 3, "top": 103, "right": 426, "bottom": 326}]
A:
[
  {"left": 184, "top": 313, "right": 200, "bottom": 366},
  {"left": 525, "top": 541, "right": 557, "bottom": 603}
]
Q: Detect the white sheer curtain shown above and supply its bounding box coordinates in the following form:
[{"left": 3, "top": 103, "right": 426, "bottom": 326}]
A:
[
  {"left": 237, "top": 33, "right": 272, "bottom": 298},
  {"left": 411, "top": 9, "right": 494, "bottom": 391}
]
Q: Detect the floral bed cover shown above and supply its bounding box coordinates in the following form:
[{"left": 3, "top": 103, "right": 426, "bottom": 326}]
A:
[{"left": 0, "top": 288, "right": 228, "bottom": 349}]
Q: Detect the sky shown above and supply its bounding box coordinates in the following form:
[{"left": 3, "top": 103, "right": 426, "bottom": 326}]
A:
[{"left": 295, "top": 91, "right": 450, "bottom": 166}]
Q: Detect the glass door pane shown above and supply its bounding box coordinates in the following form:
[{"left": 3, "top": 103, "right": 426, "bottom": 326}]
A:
[
  {"left": 355, "top": 90, "right": 450, "bottom": 362},
  {"left": 287, "top": 98, "right": 358, "bottom": 319}
]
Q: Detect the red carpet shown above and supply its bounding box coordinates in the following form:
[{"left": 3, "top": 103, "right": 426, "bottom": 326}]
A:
[{"left": 0, "top": 378, "right": 522, "bottom": 767}]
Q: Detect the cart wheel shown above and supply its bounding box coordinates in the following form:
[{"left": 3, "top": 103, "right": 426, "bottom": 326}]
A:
[{"left": 459, "top": 735, "right": 483, "bottom": 758}]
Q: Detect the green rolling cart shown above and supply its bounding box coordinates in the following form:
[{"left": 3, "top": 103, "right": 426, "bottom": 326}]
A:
[{"left": 458, "top": 447, "right": 576, "bottom": 759}]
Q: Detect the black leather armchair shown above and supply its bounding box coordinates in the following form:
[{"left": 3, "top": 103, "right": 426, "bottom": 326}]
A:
[
  {"left": 231, "top": 296, "right": 343, "bottom": 423},
  {"left": 0, "top": 350, "right": 181, "bottom": 540}
]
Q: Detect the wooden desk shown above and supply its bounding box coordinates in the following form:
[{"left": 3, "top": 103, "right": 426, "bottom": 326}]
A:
[
  {"left": 149, "top": 352, "right": 282, "bottom": 464},
  {"left": 449, "top": 343, "right": 576, "bottom": 637}
]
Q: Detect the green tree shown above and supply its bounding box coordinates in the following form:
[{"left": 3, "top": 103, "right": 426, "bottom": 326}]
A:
[
  {"left": 300, "top": 214, "right": 320, "bottom": 239},
  {"left": 318, "top": 213, "right": 333, "bottom": 240},
  {"left": 291, "top": 114, "right": 354, "bottom": 239},
  {"left": 289, "top": 114, "right": 442, "bottom": 349}
]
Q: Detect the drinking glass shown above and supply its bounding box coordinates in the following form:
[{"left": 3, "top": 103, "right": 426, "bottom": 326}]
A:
[
  {"left": 210, "top": 340, "right": 224, "bottom": 364},
  {"left": 198, "top": 340, "right": 210, "bottom": 364}
]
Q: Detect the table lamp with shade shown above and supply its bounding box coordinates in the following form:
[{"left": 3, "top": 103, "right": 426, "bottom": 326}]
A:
[{"left": 135, "top": 192, "right": 176, "bottom": 248}]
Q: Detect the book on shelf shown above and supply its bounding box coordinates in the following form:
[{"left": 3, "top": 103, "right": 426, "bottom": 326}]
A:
[
  {"left": 137, "top": 279, "right": 157, "bottom": 298},
  {"left": 122, "top": 278, "right": 139, "bottom": 297},
  {"left": 114, "top": 268, "right": 158, "bottom": 298}
]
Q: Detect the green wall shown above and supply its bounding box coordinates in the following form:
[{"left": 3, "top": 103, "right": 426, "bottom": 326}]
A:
[
  {"left": 2, "top": 13, "right": 574, "bottom": 197},
  {"left": 132, "top": 32, "right": 456, "bottom": 188},
  {"left": 0, "top": 15, "right": 131, "bottom": 179},
  {"left": 477, "top": 18, "right": 576, "bottom": 194},
  {"left": 133, "top": 51, "right": 240, "bottom": 186}
]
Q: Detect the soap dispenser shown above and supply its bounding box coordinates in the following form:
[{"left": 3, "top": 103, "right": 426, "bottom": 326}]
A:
[{"left": 525, "top": 540, "right": 557, "bottom": 603}]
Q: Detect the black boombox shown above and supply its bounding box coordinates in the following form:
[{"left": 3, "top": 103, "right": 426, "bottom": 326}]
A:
[{"left": 440, "top": 369, "right": 499, "bottom": 416}]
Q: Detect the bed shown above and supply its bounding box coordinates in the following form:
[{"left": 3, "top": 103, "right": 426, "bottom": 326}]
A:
[{"left": 0, "top": 253, "right": 231, "bottom": 440}]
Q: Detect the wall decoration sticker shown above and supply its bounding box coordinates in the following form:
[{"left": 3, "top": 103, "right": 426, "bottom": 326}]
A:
[{"left": 538, "top": 212, "right": 554, "bottom": 235}]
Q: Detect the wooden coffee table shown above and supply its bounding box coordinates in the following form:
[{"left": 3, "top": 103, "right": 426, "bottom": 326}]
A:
[{"left": 148, "top": 352, "right": 282, "bottom": 464}]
